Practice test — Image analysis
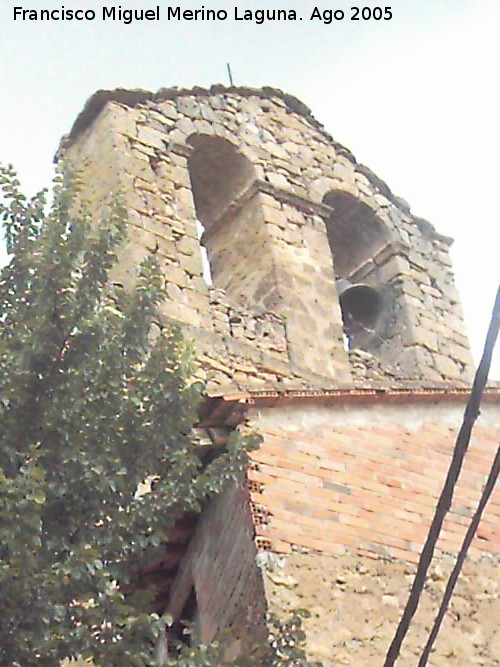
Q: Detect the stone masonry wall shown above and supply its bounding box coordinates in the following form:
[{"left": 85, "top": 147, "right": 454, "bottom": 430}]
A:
[
  {"left": 263, "top": 552, "right": 499, "bottom": 666},
  {"left": 62, "top": 86, "right": 473, "bottom": 388}
]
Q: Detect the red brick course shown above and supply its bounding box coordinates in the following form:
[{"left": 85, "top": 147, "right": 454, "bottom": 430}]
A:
[
  {"left": 248, "top": 411, "right": 500, "bottom": 562},
  {"left": 168, "top": 480, "right": 267, "bottom": 648}
]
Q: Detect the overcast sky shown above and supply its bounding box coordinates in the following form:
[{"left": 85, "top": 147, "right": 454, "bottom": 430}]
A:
[{"left": 1, "top": 0, "right": 498, "bottom": 377}]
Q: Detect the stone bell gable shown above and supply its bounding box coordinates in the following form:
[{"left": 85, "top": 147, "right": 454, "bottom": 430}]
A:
[
  {"left": 61, "top": 85, "right": 473, "bottom": 392},
  {"left": 60, "top": 86, "right": 499, "bottom": 666}
]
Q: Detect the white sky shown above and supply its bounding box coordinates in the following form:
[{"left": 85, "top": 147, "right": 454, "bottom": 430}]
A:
[{"left": 1, "top": 0, "right": 498, "bottom": 377}]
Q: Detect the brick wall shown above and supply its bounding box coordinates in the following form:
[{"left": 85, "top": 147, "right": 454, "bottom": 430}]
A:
[
  {"left": 244, "top": 398, "right": 500, "bottom": 664},
  {"left": 164, "top": 396, "right": 499, "bottom": 664},
  {"left": 167, "top": 479, "right": 266, "bottom": 656},
  {"left": 248, "top": 400, "right": 500, "bottom": 562}
]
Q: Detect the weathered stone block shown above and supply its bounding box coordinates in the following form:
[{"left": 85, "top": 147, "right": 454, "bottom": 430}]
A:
[
  {"left": 433, "top": 353, "right": 463, "bottom": 379},
  {"left": 377, "top": 255, "right": 411, "bottom": 283},
  {"left": 402, "top": 323, "right": 439, "bottom": 352},
  {"left": 136, "top": 125, "right": 166, "bottom": 150}
]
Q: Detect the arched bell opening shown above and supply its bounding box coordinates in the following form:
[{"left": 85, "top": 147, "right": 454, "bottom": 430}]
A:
[
  {"left": 323, "top": 191, "right": 394, "bottom": 353},
  {"left": 186, "top": 135, "right": 261, "bottom": 303}
]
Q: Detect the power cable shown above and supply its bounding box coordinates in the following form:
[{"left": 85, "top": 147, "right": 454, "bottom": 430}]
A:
[
  {"left": 416, "top": 443, "right": 500, "bottom": 666},
  {"left": 382, "top": 283, "right": 500, "bottom": 667}
]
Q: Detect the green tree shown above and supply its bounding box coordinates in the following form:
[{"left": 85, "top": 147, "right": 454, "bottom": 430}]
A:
[
  {"left": 0, "top": 165, "right": 255, "bottom": 667},
  {"left": 167, "top": 609, "right": 321, "bottom": 667},
  {"left": 0, "top": 166, "right": 321, "bottom": 667}
]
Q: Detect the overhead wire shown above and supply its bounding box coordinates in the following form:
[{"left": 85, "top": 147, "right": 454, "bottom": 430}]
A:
[
  {"left": 382, "top": 283, "right": 500, "bottom": 667},
  {"left": 416, "top": 443, "right": 500, "bottom": 667}
]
